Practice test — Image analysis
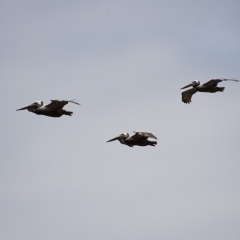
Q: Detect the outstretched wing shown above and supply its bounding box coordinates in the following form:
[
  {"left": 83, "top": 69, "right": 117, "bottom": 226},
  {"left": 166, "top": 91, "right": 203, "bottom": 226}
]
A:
[
  {"left": 132, "top": 131, "right": 158, "bottom": 140},
  {"left": 203, "top": 78, "right": 239, "bottom": 87},
  {"left": 182, "top": 88, "right": 197, "bottom": 104},
  {"left": 45, "top": 99, "right": 80, "bottom": 109},
  {"left": 203, "top": 79, "right": 224, "bottom": 87}
]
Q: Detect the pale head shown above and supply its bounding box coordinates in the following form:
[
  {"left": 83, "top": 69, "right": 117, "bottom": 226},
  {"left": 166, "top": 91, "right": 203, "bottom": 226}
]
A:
[
  {"left": 192, "top": 80, "right": 200, "bottom": 86},
  {"left": 120, "top": 132, "right": 129, "bottom": 138},
  {"left": 33, "top": 101, "right": 43, "bottom": 108}
]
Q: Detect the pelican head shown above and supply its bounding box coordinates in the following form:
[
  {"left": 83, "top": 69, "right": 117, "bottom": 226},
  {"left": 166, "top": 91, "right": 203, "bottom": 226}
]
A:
[
  {"left": 17, "top": 101, "right": 43, "bottom": 111},
  {"left": 181, "top": 80, "right": 200, "bottom": 89},
  {"left": 106, "top": 132, "right": 129, "bottom": 142}
]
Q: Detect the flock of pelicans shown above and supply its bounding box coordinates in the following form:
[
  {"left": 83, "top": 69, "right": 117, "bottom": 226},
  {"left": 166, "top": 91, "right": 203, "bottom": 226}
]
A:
[{"left": 17, "top": 78, "right": 239, "bottom": 147}]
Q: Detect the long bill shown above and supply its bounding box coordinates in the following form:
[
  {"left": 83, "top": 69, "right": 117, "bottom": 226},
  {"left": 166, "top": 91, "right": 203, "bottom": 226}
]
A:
[
  {"left": 16, "top": 103, "right": 36, "bottom": 111},
  {"left": 180, "top": 82, "right": 194, "bottom": 89},
  {"left": 106, "top": 136, "right": 119, "bottom": 142}
]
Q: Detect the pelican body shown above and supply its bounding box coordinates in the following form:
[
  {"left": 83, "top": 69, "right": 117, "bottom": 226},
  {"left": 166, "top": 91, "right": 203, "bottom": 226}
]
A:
[
  {"left": 17, "top": 99, "right": 80, "bottom": 117},
  {"left": 180, "top": 78, "right": 239, "bottom": 104},
  {"left": 106, "top": 131, "right": 157, "bottom": 147}
]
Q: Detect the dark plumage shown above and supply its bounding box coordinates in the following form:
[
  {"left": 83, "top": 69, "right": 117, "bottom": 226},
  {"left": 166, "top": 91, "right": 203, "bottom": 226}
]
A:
[
  {"left": 17, "top": 99, "right": 80, "bottom": 117},
  {"left": 106, "top": 131, "right": 157, "bottom": 147},
  {"left": 180, "top": 78, "right": 239, "bottom": 104}
]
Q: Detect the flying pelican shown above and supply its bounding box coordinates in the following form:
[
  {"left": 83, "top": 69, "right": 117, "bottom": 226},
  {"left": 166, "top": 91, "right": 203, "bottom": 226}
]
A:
[
  {"left": 17, "top": 99, "right": 80, "bottom": 117},
  {"left": 180, "top": 78, "right": 239, "bottom": 104},
  {"left": 106, "top": 131, "right": 157, "bottom": 147}
]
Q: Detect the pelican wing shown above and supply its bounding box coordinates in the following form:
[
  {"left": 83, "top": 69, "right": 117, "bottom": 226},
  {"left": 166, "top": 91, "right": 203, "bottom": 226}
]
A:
[
  {"left": 203, "top": 78, "right": 239, "bottom": 87},
  {"left": 182, "top": 88, "right": 197, "bottom": 104},
  {"left": 132, "top": 131, "right": 158, "bottom": 140},
  {"left": 45, "top": 99, "right": 80, "bottom": 109},
  {"left": 203, "top": 79, "right": 223, "bottom": 87}
]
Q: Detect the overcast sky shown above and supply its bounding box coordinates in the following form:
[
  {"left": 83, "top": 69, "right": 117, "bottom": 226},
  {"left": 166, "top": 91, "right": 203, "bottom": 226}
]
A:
[{"left": 1, "top": 0, "right": 240, "bottom": 239}]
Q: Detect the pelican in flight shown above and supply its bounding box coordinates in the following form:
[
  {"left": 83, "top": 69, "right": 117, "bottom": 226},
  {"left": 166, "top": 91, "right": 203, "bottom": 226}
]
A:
[
  {"left": 106, "top": 131, "right": 157, "bottom": 147},
  {"left": 17, "top": 99, "right": 80, "bottom": 117},
  {"left": 180, "top": 78, "right": 239, "bottom": 104}
]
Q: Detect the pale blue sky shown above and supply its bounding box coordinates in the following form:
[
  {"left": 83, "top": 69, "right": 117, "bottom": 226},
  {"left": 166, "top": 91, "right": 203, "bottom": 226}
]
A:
[{"left": 1, "top": 1, "right": 240, "bottom": 239}]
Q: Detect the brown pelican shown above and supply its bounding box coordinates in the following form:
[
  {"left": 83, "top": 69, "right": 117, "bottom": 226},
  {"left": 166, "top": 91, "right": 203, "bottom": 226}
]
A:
[
  {"left": 180, "top": 78, "right": 239, "bottom": 104},
  {"left": 17, "top": 99, "right": 80, "bottom": 117},
  {"left": 106, "top": 131, "right": 157, "bottom": 147}
]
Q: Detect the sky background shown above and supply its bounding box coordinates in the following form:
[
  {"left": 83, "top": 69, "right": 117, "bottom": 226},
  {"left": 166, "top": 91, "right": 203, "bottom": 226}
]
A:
[{"left": 1, "top": 0, "right": 240, "bottom": 239}]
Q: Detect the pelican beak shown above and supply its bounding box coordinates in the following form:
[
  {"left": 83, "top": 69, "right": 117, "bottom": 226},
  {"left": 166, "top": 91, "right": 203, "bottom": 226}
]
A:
[
  {"left": 180, "top": 83, "right": 194, "bottom": 89},
  {"left": 106, "top": 136, "right": 120, "bottom": 142},
  {"left": 16, "top": 103, "right": 36, "bottom": 111},
  {"left": 17, "top": 106, "right": 30, "bottom": 111}
]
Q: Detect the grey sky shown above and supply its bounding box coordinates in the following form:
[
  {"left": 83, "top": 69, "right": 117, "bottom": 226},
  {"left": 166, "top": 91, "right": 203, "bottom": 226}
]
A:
[{"left": 1, "top": 0, "right": 240, "bottom": 239}]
